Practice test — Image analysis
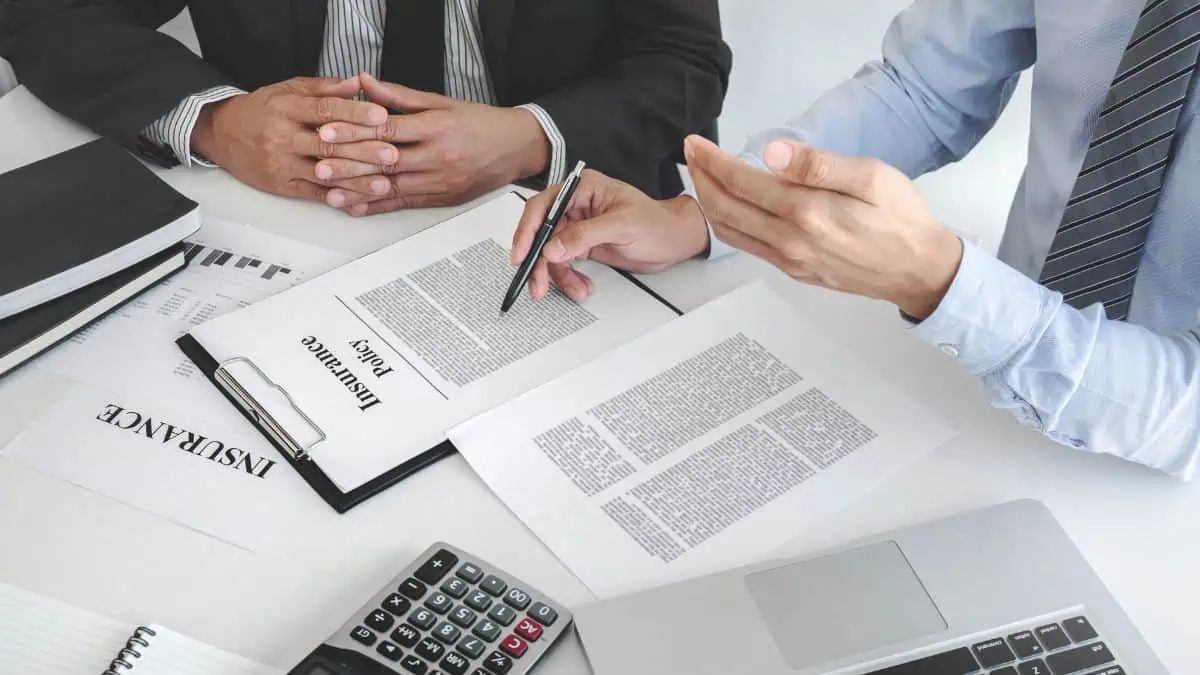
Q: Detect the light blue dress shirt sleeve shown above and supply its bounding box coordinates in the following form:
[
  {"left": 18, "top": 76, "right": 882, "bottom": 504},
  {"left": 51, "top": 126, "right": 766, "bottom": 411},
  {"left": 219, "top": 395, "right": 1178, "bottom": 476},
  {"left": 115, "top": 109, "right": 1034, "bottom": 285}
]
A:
[
  {"left": 701, "top": 0, "right": 1200, "bottom": 477},
  {"left": 912, "top": 243, "right": 1200, "bottom": 478},
  {"left": 706, "top": 0, "right": 1036, "bottom": 259}
]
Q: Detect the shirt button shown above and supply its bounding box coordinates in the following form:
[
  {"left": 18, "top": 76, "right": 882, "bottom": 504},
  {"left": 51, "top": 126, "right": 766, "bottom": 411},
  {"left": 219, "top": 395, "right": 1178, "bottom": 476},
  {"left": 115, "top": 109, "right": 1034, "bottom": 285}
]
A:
[{"left": 939, "top": 343, "right": 960, "bottom": 358}]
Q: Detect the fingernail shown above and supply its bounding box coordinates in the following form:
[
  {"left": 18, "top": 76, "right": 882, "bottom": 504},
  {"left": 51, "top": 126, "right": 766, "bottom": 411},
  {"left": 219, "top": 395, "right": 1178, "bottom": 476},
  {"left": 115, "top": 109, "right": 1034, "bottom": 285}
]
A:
[
  {"left": 380, "top": 147, "right": 397, "bottom": 163},
  {"left": 328, "top": 191, "right": 345, "bottom": 207},
  {"left": 368, "top": 107, "right": 388, "bottom": 125},
  {"left": 320, "top": 126, "right": 338, "bottom": 142},
  {"left": 371, "top": 178, "right": 390, "bottom": 194},
  {"left": 315, "top": 163, "right": 333, "bottom": 179},
  {"left": 765, "top": 142, "right": 794, "bottom": 172},
  {"left": 545, "top": 239, "right": 566, "bottom": 262}
]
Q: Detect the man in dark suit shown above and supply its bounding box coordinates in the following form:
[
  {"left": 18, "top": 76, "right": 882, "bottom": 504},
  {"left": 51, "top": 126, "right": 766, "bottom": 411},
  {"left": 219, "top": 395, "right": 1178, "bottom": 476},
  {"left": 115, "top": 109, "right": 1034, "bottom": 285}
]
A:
[{"left": 1, "top": 0, "right": 731, "bottom": 215}]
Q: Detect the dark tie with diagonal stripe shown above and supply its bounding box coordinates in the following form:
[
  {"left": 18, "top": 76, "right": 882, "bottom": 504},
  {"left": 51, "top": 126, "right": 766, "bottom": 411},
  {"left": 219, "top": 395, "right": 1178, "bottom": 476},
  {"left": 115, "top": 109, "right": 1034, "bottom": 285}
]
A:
[{"left": 1039, "top": 0, "right": 1200, "bottom": 321}]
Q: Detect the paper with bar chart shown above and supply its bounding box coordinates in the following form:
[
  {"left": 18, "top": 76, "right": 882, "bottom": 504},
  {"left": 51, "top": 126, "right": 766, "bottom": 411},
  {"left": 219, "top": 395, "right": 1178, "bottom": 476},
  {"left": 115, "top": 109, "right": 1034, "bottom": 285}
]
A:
[{"left": 32, "top": 218, "right": 349, "bottom": 422}]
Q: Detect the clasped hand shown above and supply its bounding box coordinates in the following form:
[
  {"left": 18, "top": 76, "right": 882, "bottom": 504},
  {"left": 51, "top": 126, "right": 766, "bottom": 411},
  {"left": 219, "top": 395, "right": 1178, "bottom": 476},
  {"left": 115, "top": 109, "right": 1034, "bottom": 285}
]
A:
[{"left": 194, "top": 73, "right": 549, "bottom": 216}]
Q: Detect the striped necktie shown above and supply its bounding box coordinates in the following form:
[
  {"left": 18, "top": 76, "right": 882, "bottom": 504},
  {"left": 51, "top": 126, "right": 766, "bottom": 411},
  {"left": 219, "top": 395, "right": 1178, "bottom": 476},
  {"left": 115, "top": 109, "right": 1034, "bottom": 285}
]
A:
[{"left": 1039, "top": 0, "right": 1200, "bottom": 321}]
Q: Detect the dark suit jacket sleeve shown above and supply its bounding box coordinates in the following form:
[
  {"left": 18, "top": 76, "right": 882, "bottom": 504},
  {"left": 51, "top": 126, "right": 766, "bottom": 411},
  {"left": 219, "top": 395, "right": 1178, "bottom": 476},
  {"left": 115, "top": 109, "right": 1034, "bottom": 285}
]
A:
[
  {"left": 0, "top": 0, "right": 235, "bottom": 151},
  {"left": 529, "top": 0, "right": 732, "bottom": 198}
]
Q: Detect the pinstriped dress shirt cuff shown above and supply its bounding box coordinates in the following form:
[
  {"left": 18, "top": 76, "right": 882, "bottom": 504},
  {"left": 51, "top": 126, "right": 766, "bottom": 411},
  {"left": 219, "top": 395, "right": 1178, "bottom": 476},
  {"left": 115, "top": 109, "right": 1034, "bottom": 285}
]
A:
[
  {"left": 142, "top": 86, "right": 247, "bottom": 168},
  {"left": 516, "top": 103, "right": 568, "bottom": 186}
]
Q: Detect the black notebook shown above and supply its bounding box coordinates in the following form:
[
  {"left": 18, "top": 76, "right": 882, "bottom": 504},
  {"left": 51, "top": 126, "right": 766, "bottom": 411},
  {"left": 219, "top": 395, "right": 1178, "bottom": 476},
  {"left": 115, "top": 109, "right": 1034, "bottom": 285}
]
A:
[
  {"left": 0, "top": 138, "right": 200, "bottom": 321},
  {"left": 0, "top": 244, "right": 187, "bottom": 379}
]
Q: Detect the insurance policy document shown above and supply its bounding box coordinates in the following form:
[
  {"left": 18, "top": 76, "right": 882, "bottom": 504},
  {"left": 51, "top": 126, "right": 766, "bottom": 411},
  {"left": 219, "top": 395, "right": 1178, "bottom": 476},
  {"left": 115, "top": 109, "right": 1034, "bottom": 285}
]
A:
[
  {"left": 449, "top": 282, "right": 957, "bottom": 598},
  {"left": 187, "top": 192, "right": 678, "bottom": 492}
]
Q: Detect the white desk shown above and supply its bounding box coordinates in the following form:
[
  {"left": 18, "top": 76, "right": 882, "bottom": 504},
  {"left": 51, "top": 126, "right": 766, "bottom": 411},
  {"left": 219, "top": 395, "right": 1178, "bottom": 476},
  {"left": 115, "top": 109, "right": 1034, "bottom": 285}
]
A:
[{"left": 0, "top": 86, "right": 1196, "bottom": 673}]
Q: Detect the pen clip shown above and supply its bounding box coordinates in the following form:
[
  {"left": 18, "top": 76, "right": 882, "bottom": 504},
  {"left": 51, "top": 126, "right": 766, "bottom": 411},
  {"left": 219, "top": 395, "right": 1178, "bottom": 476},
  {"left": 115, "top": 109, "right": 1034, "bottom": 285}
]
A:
[{"left": 546, "top": 161, "right": 587, "bottom": 223}]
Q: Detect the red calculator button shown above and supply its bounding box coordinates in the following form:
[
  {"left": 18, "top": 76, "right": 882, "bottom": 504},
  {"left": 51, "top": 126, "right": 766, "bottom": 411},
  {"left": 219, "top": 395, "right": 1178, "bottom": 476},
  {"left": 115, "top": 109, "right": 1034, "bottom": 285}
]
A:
[
  {"left": 514, "top": 618, "right": 542, "bottom": 642},
  {"left": 500, "top": 634, "right": 528, "bottom": 658}
]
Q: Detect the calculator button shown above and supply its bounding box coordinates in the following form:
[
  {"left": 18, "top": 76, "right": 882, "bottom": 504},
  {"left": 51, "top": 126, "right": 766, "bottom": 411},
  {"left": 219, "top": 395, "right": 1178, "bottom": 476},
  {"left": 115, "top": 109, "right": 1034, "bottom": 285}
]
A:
[
  {"left": 366, "top": 609, "right": 395, "bottom": 632},
  {"left": 391, "top": 624, "right": 421, "bottom": 648},
  {"left": 483, "top": 651, "right": 513, "bottom": 675},
  {"left": 415, "top": 549, "right": 460, "bottom": 585},
  {"left": 473, "top": 620, "right": 502, "bottom": 642},
  {"left": 426, "top": 593, "right": 454, "bottom": 614},
  {"left": 488, "top": 605, "right": 517, "bottom": 626},
  {"left": 514, "top": 618, "right": 542, "bottom": 642},
  {"left": 456, "top": 563, "right": 485, "bottom": 583},
  {"left": 500, "top": 635, "right": 528, "bottom": 659},
  {"left": 400, "top": 578, "right": 429, "bottom": 601},
  {"left": 528, "top": 603, "right": 558, "bottom": 626},
  {"left": 441, "top": 579, "right": 470, "bottom": 599},
  {"left": 480, "top": 575, "right": 508, "bottom": 596},
  {"left": 465, "top": 591, "right": 493, "bottom": 612},
  {"left": 449, "top": 606, "right": 477, "bottom": 628},
  {"left": 440, "top": 652, "right": 471, "bottom": 675},
  {"left": 502, "top": 589, "right": 531, "bottom": 610},
  {"left": 417, "top": 637, "right": 447, "bottom": 662},
  {"left": 384, "top": 593, "right": 413, "bottom": 615},
  {"left": 377, "top": 641, "right": 404, "bottom": 662},
  {"left": 351, "top": 626, "right": 377, "bottom": 646},
  {"left": 409, "top": 609, "right": 438, "bottom": 630},
  {"left": 433, "top": 621, "right": 463, "bottom": 644},
  {"left": 401, "top": 655, "right": 429, "bottom": 675},
  {"left": 457, "top": 637, "right": 487, "bottom": 659}
]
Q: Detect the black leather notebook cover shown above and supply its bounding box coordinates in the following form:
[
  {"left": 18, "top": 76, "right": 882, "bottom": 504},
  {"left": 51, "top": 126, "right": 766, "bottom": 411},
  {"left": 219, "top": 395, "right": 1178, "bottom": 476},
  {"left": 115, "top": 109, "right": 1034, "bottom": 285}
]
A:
[
  {"left": 0, "top": 244, "right": 187, "bottom": 379},
  {"left": 0, "top": 138, "right": 197, "bottom": 298}
]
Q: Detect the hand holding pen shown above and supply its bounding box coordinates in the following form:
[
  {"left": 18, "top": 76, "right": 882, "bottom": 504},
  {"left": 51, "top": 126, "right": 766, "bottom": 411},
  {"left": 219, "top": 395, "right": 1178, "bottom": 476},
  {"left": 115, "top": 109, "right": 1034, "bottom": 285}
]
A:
[
  {"left": 501, "top": 161, "right": 587, "bottom": 313},
  {"left": 507, "top": 166, "right": 711, "bottom": 307}
]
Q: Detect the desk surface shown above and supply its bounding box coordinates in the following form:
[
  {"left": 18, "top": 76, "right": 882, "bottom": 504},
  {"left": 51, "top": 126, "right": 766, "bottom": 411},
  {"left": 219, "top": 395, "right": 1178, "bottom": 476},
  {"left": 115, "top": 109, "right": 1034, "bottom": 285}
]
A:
[{"left": 0, "top": 87, "right": 1196, "bottom": 674}]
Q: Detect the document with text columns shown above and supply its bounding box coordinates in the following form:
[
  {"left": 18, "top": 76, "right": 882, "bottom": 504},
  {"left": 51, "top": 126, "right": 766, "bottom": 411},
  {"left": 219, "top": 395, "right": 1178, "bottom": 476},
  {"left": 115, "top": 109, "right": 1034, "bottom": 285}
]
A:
[{"left": 449, "top": 281, "right": 957, "bottom": 599}]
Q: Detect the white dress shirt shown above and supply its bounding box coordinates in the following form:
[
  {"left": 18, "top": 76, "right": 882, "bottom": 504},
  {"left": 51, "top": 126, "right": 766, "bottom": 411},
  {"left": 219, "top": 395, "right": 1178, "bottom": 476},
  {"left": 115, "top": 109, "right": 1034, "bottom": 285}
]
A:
[{"left": 143, "top": 0, "right": 567, "bottom": 185}]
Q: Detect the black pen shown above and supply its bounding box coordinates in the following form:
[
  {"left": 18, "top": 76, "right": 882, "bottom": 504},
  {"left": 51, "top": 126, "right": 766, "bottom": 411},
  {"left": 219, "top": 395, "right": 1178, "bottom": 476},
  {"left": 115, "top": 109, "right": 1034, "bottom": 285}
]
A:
[{"left": 500, "top": 160, "right": 587, "bottom": 314}]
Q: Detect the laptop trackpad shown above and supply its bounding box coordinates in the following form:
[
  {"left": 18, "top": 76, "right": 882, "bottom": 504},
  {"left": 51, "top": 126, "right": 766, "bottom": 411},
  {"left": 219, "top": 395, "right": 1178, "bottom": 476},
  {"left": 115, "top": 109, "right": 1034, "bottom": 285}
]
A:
[{"left": 745, "top": 541, "right": 946, "bottom": 670}]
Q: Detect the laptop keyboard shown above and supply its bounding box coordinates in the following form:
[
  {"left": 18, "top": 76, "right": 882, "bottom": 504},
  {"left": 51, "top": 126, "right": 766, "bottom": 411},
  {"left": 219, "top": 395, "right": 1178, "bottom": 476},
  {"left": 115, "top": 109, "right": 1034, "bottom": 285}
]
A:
[{"left": 863, "top": 615, "right": 1124, "bottom": 674}]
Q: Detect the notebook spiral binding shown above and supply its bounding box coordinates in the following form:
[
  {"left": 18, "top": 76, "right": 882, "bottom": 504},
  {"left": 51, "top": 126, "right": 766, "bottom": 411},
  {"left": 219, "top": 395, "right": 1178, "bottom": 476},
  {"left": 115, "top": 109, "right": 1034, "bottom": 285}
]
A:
[{"left": 102, "top": 626, "right": 158, "bottom": 674}]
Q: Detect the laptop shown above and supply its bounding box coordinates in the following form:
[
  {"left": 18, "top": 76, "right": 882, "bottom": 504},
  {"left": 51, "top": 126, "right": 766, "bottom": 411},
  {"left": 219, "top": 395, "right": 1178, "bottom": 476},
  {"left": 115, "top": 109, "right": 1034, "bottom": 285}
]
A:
[{"left": 573, "top": 500, "right": 1166, "bottom": 674}]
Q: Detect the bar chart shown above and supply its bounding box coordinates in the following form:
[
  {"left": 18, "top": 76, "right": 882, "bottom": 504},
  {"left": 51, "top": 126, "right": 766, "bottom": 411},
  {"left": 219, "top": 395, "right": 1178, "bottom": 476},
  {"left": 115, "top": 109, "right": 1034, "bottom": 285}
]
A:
[{"left": 183, "top": 242, "right": 293, "bottom": 281}]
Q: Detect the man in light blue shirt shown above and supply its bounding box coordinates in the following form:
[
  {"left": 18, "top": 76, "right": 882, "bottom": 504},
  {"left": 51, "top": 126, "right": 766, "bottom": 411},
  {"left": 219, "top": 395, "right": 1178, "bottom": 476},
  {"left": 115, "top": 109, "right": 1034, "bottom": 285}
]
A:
[{"left": 510, "top": 0, "right": 1200, "bottom": 478}]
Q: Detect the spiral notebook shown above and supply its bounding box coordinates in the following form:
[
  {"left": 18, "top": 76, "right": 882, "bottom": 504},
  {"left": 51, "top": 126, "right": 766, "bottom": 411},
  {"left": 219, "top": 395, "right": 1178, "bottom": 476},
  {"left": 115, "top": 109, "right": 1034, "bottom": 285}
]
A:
[{"left": 0, "top": 582, "right": 281, "bottom": 675}]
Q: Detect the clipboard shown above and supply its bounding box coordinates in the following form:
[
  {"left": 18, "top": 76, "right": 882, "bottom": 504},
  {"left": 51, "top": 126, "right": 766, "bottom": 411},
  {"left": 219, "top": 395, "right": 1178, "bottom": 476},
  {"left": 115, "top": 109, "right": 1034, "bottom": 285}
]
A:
[
  {"left": 177, "top": 333, "right": 456, "bottom": 512},
  {"left": 175, "top": 192, "right": 683, "bottom": 513}
]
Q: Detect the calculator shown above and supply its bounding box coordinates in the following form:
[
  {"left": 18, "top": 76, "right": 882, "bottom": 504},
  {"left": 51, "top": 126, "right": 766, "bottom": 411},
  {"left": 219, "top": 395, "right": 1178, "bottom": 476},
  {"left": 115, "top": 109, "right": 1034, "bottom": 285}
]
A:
[{"left": 288, "top": 543, "right": 572, "bottom": 675}]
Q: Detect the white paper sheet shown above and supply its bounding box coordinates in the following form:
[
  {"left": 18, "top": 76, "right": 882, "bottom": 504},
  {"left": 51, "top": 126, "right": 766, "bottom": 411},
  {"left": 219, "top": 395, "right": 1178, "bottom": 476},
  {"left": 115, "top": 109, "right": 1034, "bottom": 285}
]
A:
[
  {"left": 188, "top": 193, "right": 680, "bottom": 492},
  {"left": 32, "top": 219, "right": 348, "bottom": 423},
  {"left": 0, "top": 581, "right": 281, "bottom": 675},
  {"left": 0, "top": 384, "right": 340, "bottom": 551},
  {"left": 449, "top": 282, "right": 957, "bottom": 598}
]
